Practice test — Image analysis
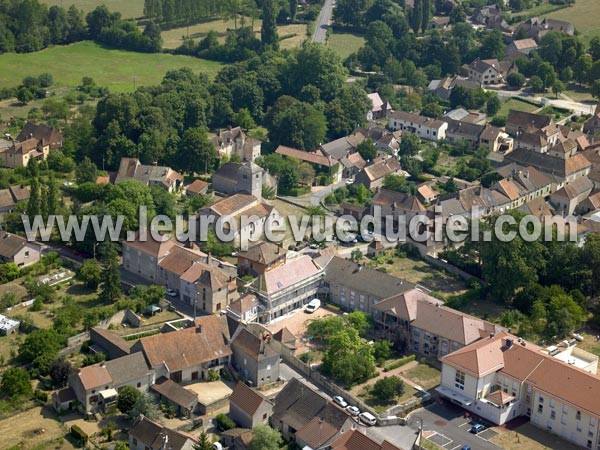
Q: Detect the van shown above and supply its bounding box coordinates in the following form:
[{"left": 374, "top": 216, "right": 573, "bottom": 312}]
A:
[
  {"left": 305, "top": 298, "right": 321, "bottom": 313},
  {"left": 358, "top": 412, "right": 377, "bottom": 426}
]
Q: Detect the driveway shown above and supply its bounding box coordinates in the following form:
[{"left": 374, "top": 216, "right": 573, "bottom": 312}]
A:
[{"left": 312, "top": 0, "right": 335, "bottom": 43}]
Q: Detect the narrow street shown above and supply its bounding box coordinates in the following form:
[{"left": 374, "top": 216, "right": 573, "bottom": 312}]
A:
[{"left": 312, "top": 0, "right": 335, "bottom": 43}]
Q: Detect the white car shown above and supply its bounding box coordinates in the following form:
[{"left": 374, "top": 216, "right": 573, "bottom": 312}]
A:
[
  {"left": 165, "top": 288, "right": 178, "bottom": 298},
  {"left": 305, "top": 298, "right": 321, "bottom": 313},
  {"left": 333, "top": 396, "right": 348, "bottom": 408},
  {"left": 359, "top": 411, "right": 377, "bottom": 426},
  {"left": 345, "top": 178, "right": 354, "bottom": 185},
  {"left": 346, "top": 405, "right": 360, "bottom": 416}
]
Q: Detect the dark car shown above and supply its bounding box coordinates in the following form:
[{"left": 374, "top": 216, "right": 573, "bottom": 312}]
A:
[{"left": 469, "top": 423, "right": 486, "bottom": 434}]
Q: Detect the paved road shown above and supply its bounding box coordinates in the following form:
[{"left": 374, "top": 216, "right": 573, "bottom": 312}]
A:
[{"left": 312, "top": 0, "right": 335, "bottom": 43}]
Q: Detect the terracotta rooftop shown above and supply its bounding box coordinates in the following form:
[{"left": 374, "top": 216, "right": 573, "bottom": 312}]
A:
[{"left": 229, "top": 381, "right": 270, "bottom": 416}]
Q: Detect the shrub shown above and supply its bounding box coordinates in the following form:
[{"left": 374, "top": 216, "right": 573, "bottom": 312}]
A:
[
  {"left": 215, "top": 413, "right": 236, "bottom": 431},
  {"left": 372, "top": 376, "right": 404, "bottom": 401},
  {"left": 70, "top": 425, "right": 88, "bottom": 444},
  {"left": 383, "top": 354, "right": 416, "bottom": 372}
]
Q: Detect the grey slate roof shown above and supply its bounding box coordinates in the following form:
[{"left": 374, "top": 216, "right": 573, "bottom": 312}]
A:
[
  {"left": 104, "top": 352, "right": 152, "bottom": 386},
  {"left": 324, "top": 257, "right": 415, "bottom": 299}
]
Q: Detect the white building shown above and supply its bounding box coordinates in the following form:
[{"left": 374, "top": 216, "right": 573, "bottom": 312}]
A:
[
  {"left": 387, "top": 111, "right": 448, "bottom": 141},
  {"left": 437, "top": 331, "right": 600, "bottom": 449},
  {"left": 0, "top": 314, "right": 19, "bottom": 335}
]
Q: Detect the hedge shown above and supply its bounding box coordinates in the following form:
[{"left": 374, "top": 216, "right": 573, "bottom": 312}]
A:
[
  {"left": 70, "top": 425, "right": 88, "bottom": 444},
  {"left": 383, "top": 354, "right": 416, "bottom": 372}
]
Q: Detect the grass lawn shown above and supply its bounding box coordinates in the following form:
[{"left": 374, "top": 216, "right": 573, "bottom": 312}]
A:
[
  {"left": 434, "top": 152, "right": 462, "bottom": 176},
  {"left": 367, "top": 253, "right": 468, "bottom": 296},
  {"left": 544, "top": 0, "right": 600, "bottom": 41},
  {"left": 0, "top": 41, "right": 224, "bottom": 92},
  {"left": 563, "top": 83, "right": 596, "bottom": 103},
  {"left": 573, "top": 332, "right": 600, "bottom": 357},
  {"left": 45, "top": 0, "right": 144, "bottom": 18},
  {"left": 403, "top": 364, "right": 441, "bottom": 390},
  {"left": 327, "top": 31, "right": 365, "bottom": 60},
  {"left": 496, "top": 98, "right": 540, "bottom": 118},
  {"left": 161, "top": 20, "right": 306, "bottom": 50},
  {"left": 492, "top": 423, "right": 582, "bottom": 450}
]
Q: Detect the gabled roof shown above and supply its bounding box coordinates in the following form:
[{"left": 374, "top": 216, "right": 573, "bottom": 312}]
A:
[
  {"left": 104, "top": 352, "right": 152, "bottom": 386},
  {"left": 137, "top": 315, "right": 232, "bottom": 371},
  {"left": 231, "top": 328, "right": 279, "bottom": 361},
  {"left": 361, "top": 158, "right": 402, "bottom": 182},
  {"left": 238, "top": 241, "right": 285, "bottom": 265},
  {"left": 368, "top": 92, "right": 384, "bottom": 112},
  {"left": 329, "top": 429, "right": 403, "bottom": 450},
  {"left": 271, "top": 378, "right": 328, "bottom": 433},
  {"left": 0, "top": 231, "right": 33, "bottom": 258},
  {"left": 129, "top": 415, "right": 198, "bottom": 450},
  {"left": 506, "top": 110, "right": 552, "bottom": 130},
  {"left": 273, "top": 327, "right": 297, "bottom": 348},
  {"left": 373, "top": 288, "right": 441, "bottom": 322},
  {"left": 259, "top": 255, "right": 322, "bottom": 294},
  {"left": 511, "top": 38, "right": 538, "bottom": 50},
  {"left": 324, "top": 257, "right": 415, "bottom": 300},
  {"left": 123, "top": 233, "right": 179, "bottom": 259},
  {"left": 77, "top": 364, "right": 112, "bottom": 390},
  {"left": 442, "top": 331, "right": 600, "bottom": 419},
  {"left": 229, "top": 381, "right": 270, "bottom": 416},
  {"left": 275, "top": 145, "right": 335, "bottom": 167},
  {"left": 115, "top": 157, "right": 183, "bottom": 188},
  {"left": 551, "top": 176, "right": 593, "bottom": 200},
  {"left": 186, "top": 179, "right": 209, "bottom": 195},
  {"left": 229, "top": 293, "right": 259, "bottom": 315},
  {"left": 151, "top": 377, "right": 198, "bottom": 408},
  {"left": 411, "top": 301, "right": 498, "bottom": 346},
  {"left": 204, "top": 193, "right": 258, "bottom": 217},
  {"left": 90, "top": 327, "right": 132, "bottom": 358},
  {"left": 373, "top": 189, "right": 426, "bottom": 213},
  {"left": 17, "top": 122, "right": 62, "bottom": 147}
]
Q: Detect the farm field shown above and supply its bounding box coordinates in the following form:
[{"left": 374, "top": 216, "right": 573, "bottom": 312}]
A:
[
  {"left": 161, "top": 19, "right": 307, "bottom": 50},
  {"left": 326, "top": 31, "right": 365, "bottom": 60},
  {"left": 0, "top": 41, "right": 224, "bottom": 93},
  {"left": 45, "top": 0, "right": 144, "bottom": 18},
  {"left": 544, "top": 0, "right": 600, "bottom": 41}
]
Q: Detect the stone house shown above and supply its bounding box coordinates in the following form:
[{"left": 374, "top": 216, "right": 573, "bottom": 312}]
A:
[
  {"left": 229, "top": 382, "right": 273, "bottom": 429},
  {"left": 230, "top": 328, "right": 280, "bottom": 387}
]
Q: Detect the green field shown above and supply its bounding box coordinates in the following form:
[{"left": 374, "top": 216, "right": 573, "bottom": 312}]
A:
[
  {"left": 497, "top": 97, "right": 540, "bottom": 118},
  {"left": 544, "top": 0, "right": 600, "bottom": 41},
  {"left": 327, "top": 31, "right": 365, "bottom": 60},
  {"left": 0, "top": 41, "right": 224, "bottom": 92},
  {"left": 45, "top": 0, "right": 144, "bottom": 18}
]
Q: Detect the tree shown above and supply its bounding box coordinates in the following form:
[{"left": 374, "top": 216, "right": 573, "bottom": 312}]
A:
[
  {"left": 356, "top": 139, "right": 377, "bottom": 162},
  {"left": 529, "top": 75, "right": 544, "bottom": 93},
  {"left": 261, "top": 0, "right": 279, "bottom": 50},
  {"left": 17, "top": 87, "right": 34, "bottom": 105},
  {"left": 506, "top": 72, "right": 525, "bottom": 89},
  {"left": 117, "top": 386, "right": 142, "bottom": 414},
  {"left": 26, "top": 177, "right": 41, "bottom": 219},
  {"left": 373, "top": 339, "right": 393, "bottom": 362},
  {"left": 592, "top": 80, "right": 600, "bottom": 101},
  {"left": 193, "top": 431, "right": 213, "bottom": 450},
  {"left": 372, "top": 376, "right": 404, "bottom": 401},
  {"left": 421, "top": 102, "right": 443, "bottom": 119},
  {"left": 573, "top": 55, "right": 592, "bottom": 85},
  {"left": 233, "top": 108, "right": 256, "bottom": 131},
  {"left": 421, "top": 0, "right": 431, "bottom": 34},
  {"left": 268, "top": 101, "right": 327, "bottom": 150},
  {"left": 248, "top": 425, "right": 283, "bottom": 450},
  {"left": 486, "top": 95, "right": 501, "bottom": 116},
  {"left": 79, "top": 259, "right": 102, "bottom": 289},
  {"left": 480, "top": 30, "right": 505, "bottom": 60},
  {"left": 49, "top": 359, "right": 73, "bottom": 388},
  {"left": 215, "top": 413, "right": 237, "bottom": 431},
  {"left": 590, "top": 36, "right": 600, "bottom": 62},
  {"left": 399, "top": 133, "right": 421, "bottom": 157},
  {"left": 321, "top": 327, "right": 376, "bottom": 386},
  {"left": 75, "top": 157, "right": 98, "bottom": 184},
  {"left": 99, "top": 242, "right": 121, "bottom": 303},
  {"left": 409, "top": 0, "right": 423, "bottom": 34},
  {"left": 552, "top": 80, "right": 566, "bottom": 98},
  {"left": 176, "top": 127, "right": 217, "bottom": 174},
  {"left": 19, "top": 329, "right": 62, "bottom": 365},
  {"left": 0, "top": 368, "right": 32, "bottom": 400},
  {"left": 129, "top": 393, "right": 160, "bottom": 419}
]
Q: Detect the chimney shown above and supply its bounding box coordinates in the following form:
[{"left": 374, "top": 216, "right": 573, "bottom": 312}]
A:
[{"left": 505, "top": 338, "right": 514, "bottom": 349}]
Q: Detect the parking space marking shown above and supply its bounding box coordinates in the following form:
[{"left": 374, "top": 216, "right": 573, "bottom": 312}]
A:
[
  {"left": 428, "top": 431, "right": 453, "bottom": 448},
  {"left": 457, "top": 421, "right": 470, "bottom": 427}
]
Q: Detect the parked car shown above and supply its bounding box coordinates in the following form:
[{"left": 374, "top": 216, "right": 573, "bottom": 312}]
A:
[
  {"left": 333, "top": 396, "right": 348, "bottom": 408},
  {"left": 460, "top": 446, "right": 471, "bottom": 450},
  {"left": 345, "top": 178, "right": 355, "bottom": 185},
  {"left": 346, "top": 405, "right": 360, "bottom": 416},
  {"left": 358, "top": 412, "right": 377, "bottom": 426},
  {"left": 305, "top": 298, "right": 321, "bottom": 313},
  {"left": 165, "top": 288, "right": 178, "bottom": 298},
  {"left": 469, "top": 424, "right": 486, "bottom": 434}
]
